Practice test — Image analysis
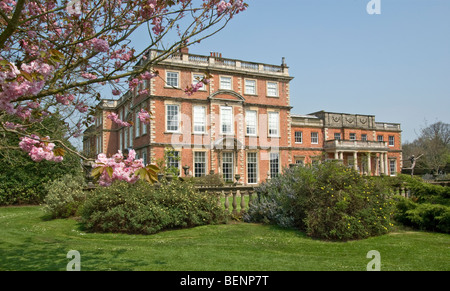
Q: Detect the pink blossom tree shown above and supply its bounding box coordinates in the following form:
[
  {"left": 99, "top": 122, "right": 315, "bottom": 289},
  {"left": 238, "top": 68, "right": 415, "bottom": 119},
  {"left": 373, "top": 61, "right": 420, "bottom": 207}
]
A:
[{"left": 0, "top": 0, "right": 247, "bottom": 185}]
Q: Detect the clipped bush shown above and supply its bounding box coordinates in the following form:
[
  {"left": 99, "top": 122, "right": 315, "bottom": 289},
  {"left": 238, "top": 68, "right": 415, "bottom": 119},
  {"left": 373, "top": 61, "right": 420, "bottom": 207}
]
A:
[
  {"left": 43, "top": 174, "right": 87, "bottom": 218},
  {"left": 80, "top": 180, "right": 227, "bottom": 235},
  {"left": 394, "top": 196, "right": 450, "bottom": 233},
  {"left": 245, "top": 161, "right": 395, "bottom": 241}
]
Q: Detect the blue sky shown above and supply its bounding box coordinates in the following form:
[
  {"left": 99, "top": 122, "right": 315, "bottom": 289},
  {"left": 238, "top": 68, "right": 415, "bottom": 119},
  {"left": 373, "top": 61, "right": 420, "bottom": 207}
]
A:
[{"left": 186, "top": 0, "right": 450, "bottom": 143}]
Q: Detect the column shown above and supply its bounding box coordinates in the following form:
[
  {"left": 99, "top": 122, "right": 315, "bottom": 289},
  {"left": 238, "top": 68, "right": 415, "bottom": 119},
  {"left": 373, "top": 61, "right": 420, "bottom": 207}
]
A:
[
  {"left": 339, "top": 151, "right": 344, "bottom": 160},
  {"left": 380, "top": 153, "right": 384, "bottom": 175},
  {"left": 353, "top": 151, "right": 358, "bottom": 171},
  {"left": 367, "top": 152, "right": 372, "bottom": 176},
  {"left": 334, "top": 151, "right": 339, "bottom": 160},
  {"left": 384, "top": 153, "right": 389, "bottom": 176},
  {"left": 375, "top": 153, "right": 380, "bottom": 176}
]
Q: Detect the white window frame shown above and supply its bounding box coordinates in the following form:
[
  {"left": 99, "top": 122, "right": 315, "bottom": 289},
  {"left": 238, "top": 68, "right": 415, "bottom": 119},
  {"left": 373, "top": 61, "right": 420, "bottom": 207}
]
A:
[
  {"left": 166, "top": 71, "right": 179, "bottom": 88},
  {"left": 377, "top": 135, "right": 384, "bottom": 142},
  {"left": 167, "top": 151, "right": 181, "bottom": 175},
  {"left": 194, "top": 151, "right": 207, "bottom": 177},
  {"left": 192, "top": 73, "right": 206, "bottom": 91},
  {"left": 142, "top": 151, "right": 147, "bottom": 166},
  {"left": 166, "top": 104, "right": 180, "bottom": 132},
  {"left": 361, "top": 134, "right": 367, "bottom": 141},
  {"left": 222, "top": 152, "right": 234, "bottom": 182},
  {"left": 220, "top": 106, "right": 233, "bottom": 135},
  {"left": 244, "top": 79, "right": 257, "bottom": 95},
  {"left": 334, "top": 133, "right": 341, "bottom": 141},
  {"left": 220, "top": 76, "right": 232, "bottom": 90},
  {"left": 311, "top": 132, "right": 319, "bottom": 144},
  {"left": 389, "top": 136, "right": 395, "bottom": 147},
  {"left": 294, "top": 131, "right": 303, "bottom": 144},
  {"left": 247, "top": 152, "right": 258, "bottom": 184},
  {"left": 349, "top": 133, "right": 356, "bottom": 141},
  {"left": 268, "top": 111, "right": 279, "bottom": 137},
  {"left": 267, "top": 81, "right": 279, "bottom": 97},
  {"left": 193, "top": 105, "right": 206, "bottom": 134},
  {"left": 246, "top": 110, "right": 257, "bottom": 136},
  {"left": 269, "top": 152, "right": 280, "bottom": 178},
  {"left": 389, "top": 159, "right": 397, "bottom": 176},
  {"left": 117, "top": 129, "right": 122, "bottom": 151},
  {"left": 135, "top": 110, "right": 141, "bottom": 137}
]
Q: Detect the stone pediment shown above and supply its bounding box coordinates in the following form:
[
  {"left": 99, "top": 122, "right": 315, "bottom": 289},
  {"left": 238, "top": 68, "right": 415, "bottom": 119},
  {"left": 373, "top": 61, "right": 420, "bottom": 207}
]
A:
[
  {"left": 213, "top": 137, "right": 244, "bottom": 150},
  {"left": 208, "top": 90, "right": 245, "bottom": 103}
]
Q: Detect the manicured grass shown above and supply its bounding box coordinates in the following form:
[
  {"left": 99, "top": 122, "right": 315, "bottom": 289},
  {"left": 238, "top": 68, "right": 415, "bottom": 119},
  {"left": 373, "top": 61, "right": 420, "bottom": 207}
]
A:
[{"left": 0, "top": 206, "right": 449, "bottom": 271}]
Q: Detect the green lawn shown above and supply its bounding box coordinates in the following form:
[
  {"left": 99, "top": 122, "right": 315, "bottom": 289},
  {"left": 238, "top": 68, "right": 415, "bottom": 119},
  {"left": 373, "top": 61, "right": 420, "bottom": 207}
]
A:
[{"left": 0, "top": 206, "right": 449, "bottom": 271}]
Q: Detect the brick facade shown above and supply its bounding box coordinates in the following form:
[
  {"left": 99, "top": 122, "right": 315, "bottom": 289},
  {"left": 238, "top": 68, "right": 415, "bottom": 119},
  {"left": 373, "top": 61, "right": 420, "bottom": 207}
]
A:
[{"left": 83, "top": 49, "right": 402, "bottom": 184}]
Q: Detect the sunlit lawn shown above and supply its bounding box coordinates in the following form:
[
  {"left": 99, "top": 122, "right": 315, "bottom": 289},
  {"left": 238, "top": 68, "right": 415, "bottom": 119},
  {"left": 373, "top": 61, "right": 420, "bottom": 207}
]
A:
[{"left": 0, "top": 206, "right": 449, "bottom": 271}]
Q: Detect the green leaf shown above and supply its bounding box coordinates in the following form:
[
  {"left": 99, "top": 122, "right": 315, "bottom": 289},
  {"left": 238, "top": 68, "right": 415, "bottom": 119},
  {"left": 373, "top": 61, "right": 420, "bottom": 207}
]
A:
[
  {"left": 106, "top": 166, "right": 114, "bottom": 178},
  {"left": 91, "top": 166, "right": 104, "bottom": 178},
  {"left": 49, "top": 49, "right": 65, "bottom": 60},
  {"left": 146, "top": 164, "right": 159, "bottom": 173},
  {"left": 20, "top": 71, "right": 33, "bottom": 82}
]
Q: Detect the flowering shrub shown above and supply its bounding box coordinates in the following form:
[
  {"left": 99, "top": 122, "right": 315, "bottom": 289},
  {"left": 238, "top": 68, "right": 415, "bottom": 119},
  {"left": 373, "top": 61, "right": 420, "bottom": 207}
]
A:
[
  {"left": 81, "top": 180, "right": 227, "bottom": 234},
  {"left": 245, "top": 161, "right": 395, "bottom": 241}
]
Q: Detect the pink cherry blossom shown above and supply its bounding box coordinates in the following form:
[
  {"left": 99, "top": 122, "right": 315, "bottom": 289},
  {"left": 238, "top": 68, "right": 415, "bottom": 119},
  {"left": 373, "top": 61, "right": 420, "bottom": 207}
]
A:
[
  {"left": 138, "top": 109, "right": 151, "bottom": 124},
  {"left": 107, "top": 112, "right": 131, "bottom": 127},
  {"left": 93, "top": 149, "right": 145, "bottom": 186},
  {"left": 19, "top": 135, "right": 63, "bottom": 162},
  {"left": 91, "top": 38, "right": 110, "bottom": 53}
]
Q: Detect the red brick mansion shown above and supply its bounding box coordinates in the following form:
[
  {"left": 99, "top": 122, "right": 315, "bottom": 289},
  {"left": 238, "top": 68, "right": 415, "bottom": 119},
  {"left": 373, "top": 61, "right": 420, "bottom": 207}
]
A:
[{"left": 83, "top": 48, "right": 402, "bottom": 184}]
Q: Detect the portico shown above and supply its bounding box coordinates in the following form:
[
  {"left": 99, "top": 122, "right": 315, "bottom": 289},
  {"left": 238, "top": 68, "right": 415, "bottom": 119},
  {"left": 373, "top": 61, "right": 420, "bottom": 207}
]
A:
[{"left": 326, "top": 140, "right": 391, "bottom": 176}]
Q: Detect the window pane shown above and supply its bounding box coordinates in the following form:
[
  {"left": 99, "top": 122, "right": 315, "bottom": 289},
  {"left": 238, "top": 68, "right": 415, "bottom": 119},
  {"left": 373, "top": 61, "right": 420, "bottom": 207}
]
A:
[
  {"left": 193, "top": 106, "right": 206, "bottom": 133},
  {"left": 222, "top": 152, "right": 234, "bottom": 182},
  {"left": 220, "top": 76, "right": 232, "bottom": 90},
  {"left": 221, "top": 106, "right": 233, "bottom": 134},
  {"left": 194, "top": 152, "right": 206, "bottom": 177},
  {"left": 361, "top": 134, "right": 367, "bottom": 141},
  {"left": 246, "top": 110, "right": 257, "bottom": 135},
  {"left": 270, "top": 152, "right": 279, "bottom": 178},
  {"left": 193, "top": 74, "right": 205, "bottom": 90},
  {"left": 350, "top": 133, "right": 356, "bottom": 140},
  {"left": 311, "top": 132, "right": 318, "bottom": 144},
  {"left": 295, "top": 131, "right": 302, "bottom": 143},
  {"left": 247, "top": 152, "right": 258, "bottom": 184},
  {"left": 390, "top": 160, "right": 396, "bottom": 175},
  {"left": 334, "top": 133, "right": 341, "bottom": 140},
  {"left": 389, "top": 136, "right": 395, "bottom": 146},
  {"left": 268, "top": 112, "right": 279, "bottom": 136},
  {"left": 167, "top": 72, "right": 179, "bottom": 87},
  {"left": 166, "top": 105, "right": 179, "bottom": 132},
  {"left": 245, "top": 79, "right": 256, "bottom": 95},
  {"left": 167, "top": 151, "right": 180, "bottom": 176},
  {"left": 267, "top": 82, "right": 278, "bottom": 96}
]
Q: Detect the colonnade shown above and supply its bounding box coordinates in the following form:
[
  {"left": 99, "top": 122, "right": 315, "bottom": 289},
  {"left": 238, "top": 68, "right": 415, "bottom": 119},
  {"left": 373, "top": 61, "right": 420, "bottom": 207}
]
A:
[{"left": 333, "top": 151, "right": 389, "bottom": 176}]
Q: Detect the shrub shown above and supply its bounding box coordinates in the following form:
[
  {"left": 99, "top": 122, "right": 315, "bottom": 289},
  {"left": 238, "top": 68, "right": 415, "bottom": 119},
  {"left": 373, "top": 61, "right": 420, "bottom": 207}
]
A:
[
  {"left": 245, "top": 162, "right": 395, "bottom": 241},
  {"left": 80, "top": 180, "right": 227, "bottom": 235},
  {"left": 394, "top": 196, "right": 450, "bottom": 233},
  {"left": 43, "top": 174, "right": 87, "bottom": 218}
]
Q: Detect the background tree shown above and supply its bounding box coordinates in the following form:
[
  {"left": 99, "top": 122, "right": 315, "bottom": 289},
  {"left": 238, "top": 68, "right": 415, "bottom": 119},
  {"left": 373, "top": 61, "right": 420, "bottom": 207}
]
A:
[
  {"left": 0, "top": 114, "right": 83, "bottom": 205},
  {"left": 403, "top": 121, "right": 450, "bottom": 176}
]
